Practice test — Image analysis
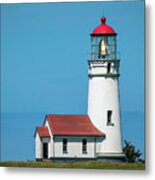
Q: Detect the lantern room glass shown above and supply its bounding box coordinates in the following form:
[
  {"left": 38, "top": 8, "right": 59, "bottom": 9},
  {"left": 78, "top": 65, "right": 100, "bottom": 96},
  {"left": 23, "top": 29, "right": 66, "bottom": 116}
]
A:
[{"left": 91, "top": 35, "right": 116, "bottom": 60}]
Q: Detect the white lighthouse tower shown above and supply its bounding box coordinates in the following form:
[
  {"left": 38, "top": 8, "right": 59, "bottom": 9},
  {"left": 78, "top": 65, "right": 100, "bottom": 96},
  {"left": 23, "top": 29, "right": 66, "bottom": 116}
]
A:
[{"left": 88, "top": 16, "right": 124, "bottom": 159}]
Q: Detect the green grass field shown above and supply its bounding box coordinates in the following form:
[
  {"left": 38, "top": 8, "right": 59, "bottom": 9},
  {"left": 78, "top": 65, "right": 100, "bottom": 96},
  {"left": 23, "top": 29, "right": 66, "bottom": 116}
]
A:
[{"left": 0, "top": 161, "right": 145, "bottom": 170}]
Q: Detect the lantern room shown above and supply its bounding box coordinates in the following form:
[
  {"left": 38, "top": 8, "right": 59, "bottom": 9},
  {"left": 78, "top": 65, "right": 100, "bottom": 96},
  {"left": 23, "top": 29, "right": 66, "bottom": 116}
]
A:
[{"left": 90, "top": 16, "right": 117, "bottom": 60}]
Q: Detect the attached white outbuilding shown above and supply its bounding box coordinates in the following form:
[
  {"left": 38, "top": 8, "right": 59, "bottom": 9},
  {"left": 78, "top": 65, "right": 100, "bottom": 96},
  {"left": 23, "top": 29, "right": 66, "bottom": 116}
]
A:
[{"left": 34, "top": 115, "right": 105, "bottom": 161}]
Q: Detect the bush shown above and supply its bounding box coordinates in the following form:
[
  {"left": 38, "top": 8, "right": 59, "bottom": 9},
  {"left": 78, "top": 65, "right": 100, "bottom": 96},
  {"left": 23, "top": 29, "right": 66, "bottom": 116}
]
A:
[{"left": 123, "top": 140, "right": 142, "bottom": 163}]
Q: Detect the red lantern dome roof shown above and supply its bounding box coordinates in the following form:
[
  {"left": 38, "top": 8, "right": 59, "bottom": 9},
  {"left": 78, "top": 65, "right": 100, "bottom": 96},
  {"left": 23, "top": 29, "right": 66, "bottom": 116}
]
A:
[{"left": 91, "top": 16, "right": 116, "bottom": 35}]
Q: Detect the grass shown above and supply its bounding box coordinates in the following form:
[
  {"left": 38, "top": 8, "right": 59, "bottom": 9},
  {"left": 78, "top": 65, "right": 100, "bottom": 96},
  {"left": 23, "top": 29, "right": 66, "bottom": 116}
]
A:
[{"left": 0, "top": 161, "right": 145, "bottom": 170}]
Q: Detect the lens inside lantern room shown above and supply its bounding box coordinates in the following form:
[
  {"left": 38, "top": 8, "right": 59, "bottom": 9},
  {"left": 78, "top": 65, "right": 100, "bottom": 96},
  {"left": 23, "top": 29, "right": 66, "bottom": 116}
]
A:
[{"left": 91, "top": 36, "right": 116, "bottom": 60}]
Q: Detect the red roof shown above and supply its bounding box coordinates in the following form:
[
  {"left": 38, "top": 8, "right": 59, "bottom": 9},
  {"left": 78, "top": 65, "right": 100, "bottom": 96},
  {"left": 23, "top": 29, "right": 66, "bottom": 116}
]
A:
[
  {"left": 91, "top": 16, "right": 116, "bottom": 35},
  {"left": 37, "top": 126, "right": 50, "bottom": 137},
  {"left": 46, "top": 115, "right": 105, "bottom": 136}
]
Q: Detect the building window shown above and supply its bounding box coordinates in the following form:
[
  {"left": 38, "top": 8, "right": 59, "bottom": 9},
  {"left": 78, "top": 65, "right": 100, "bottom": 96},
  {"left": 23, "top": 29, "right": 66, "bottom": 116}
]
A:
[
  {"left": 63, "top": 138, "right": 68, "bottom": 153},
  {"left": 107, "top": 63, "right": 111, "bottom": 73},
  {"left": 82, "top": 139, "right": 87, "bottom": 154},
  {"left": 107, "top": 110, "right": 114, "bottom": 126}
]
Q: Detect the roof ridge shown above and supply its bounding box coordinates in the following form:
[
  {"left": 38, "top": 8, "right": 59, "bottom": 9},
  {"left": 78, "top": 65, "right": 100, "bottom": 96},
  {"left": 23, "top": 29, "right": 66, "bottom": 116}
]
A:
[{"left": 46, "top": 114, "right": 88, "bottom": 116}]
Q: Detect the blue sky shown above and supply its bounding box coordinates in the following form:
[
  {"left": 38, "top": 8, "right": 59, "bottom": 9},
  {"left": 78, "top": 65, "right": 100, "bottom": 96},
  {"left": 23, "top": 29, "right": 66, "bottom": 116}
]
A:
[
  {"left": 1, "top": 1, "right": 144, "bottom": 161},
  {"left": 1, "top": 1, "right": 144, "bottom": 114}
]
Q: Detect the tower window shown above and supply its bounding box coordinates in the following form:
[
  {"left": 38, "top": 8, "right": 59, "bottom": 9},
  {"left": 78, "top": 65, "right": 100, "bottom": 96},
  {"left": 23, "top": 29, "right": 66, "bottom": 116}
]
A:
[
  {"left": 107, "top": 110, "right": 114, "bottom": 126},
  {"left": 107, "top": 63, "right": 111, "bottom": 73},
  {"left": 63, "top": 138, "right": 68, "bottom": 153},
  {"left": 82, "top": 139, "right": 87, "bottom": 153}
]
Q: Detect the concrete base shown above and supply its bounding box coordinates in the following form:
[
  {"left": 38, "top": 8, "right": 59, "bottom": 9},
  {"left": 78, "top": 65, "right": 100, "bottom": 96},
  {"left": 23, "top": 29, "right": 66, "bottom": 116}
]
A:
[
  {"left": 36, "top": 157, "right": 96, "bottom": 162},
  {"left": 36, "top": 154, "right": 125, "bottom": 162},
  {"left": 96, "top": 153, "right": 125, "bottom": 162},
  {"left": 50, "top": 157, "right": 96, "bottom": 162}
]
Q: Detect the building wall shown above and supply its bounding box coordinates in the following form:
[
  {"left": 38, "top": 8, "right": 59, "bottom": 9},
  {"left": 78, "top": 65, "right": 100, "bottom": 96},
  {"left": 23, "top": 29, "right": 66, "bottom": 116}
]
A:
[
  {"left": 35, "top": 132, "right": 42, "bottom": 159},
  {"left": 53, "top": 136, "right": 96, "bottom": 158},
  {"left": 44, "top": 118, "right": 54, "bottom": 158}
]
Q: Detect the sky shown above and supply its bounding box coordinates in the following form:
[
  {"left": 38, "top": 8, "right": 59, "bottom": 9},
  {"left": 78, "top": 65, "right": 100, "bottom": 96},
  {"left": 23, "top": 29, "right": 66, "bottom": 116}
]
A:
[{"left": 1, "top": 1, "right": 144, "bottom": 161}]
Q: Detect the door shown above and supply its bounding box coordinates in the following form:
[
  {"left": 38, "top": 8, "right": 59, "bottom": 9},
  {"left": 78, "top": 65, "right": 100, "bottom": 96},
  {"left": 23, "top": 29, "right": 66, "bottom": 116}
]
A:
[{"left": 43, "top": 143, "right": 48, "bottom": 159}]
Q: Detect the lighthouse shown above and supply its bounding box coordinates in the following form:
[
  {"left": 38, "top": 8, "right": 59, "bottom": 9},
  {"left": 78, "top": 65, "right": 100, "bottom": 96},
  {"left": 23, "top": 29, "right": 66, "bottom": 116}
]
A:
[
  {"left": 35, "top": 16, "right": 124, "bottom": 162},
  {"left": 88, "top": 16, "right": 124, "bottom": 158}
]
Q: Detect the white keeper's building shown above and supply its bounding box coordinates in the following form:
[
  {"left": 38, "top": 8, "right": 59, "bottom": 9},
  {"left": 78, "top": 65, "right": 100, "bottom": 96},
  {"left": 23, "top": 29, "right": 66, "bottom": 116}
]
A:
[{"left": 34, "top": 16, "right": 125, "bottom": 161}]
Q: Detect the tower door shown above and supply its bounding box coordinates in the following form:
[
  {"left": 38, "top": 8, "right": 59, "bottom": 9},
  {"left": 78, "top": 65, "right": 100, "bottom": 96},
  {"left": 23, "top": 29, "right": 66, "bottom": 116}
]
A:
[{"left": 43, "top": 143, "right": 48, "bottom": 159}]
